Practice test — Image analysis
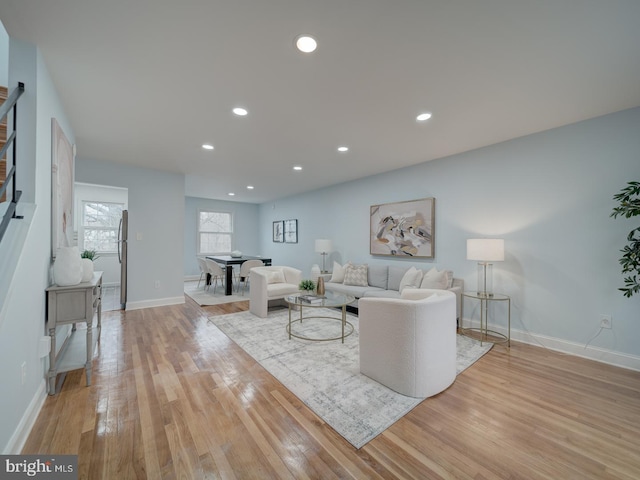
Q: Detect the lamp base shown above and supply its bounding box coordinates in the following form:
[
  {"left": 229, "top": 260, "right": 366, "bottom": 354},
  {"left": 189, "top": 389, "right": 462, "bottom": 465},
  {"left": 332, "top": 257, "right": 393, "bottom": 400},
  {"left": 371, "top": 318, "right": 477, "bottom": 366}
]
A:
[{"left": 476, "top": 262, "right": 493, "bottom": 297}]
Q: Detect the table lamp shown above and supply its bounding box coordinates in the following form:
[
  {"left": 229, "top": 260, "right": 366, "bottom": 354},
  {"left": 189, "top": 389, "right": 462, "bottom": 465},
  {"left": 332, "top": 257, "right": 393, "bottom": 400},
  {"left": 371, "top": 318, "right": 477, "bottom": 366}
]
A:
[
  {"left": 315, "top": 239, "right": 333, "bottom": 273},
  {"left": 467, "top": 238, "right": 504, "bottom": 297}
]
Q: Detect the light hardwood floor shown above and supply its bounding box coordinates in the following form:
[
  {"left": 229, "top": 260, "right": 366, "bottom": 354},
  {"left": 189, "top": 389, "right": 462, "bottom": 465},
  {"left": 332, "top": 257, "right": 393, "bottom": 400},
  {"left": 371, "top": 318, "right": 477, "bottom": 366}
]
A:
[{"left": 23, "top": 297, "right": 640, "bottom": 479}]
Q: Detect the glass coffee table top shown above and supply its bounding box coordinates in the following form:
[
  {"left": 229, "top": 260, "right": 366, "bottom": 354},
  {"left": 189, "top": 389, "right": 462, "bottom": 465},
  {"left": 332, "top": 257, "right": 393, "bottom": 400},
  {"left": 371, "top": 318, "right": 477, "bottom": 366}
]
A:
[{"left": 285, "top": 291, "right": 355, "bottom": 308}]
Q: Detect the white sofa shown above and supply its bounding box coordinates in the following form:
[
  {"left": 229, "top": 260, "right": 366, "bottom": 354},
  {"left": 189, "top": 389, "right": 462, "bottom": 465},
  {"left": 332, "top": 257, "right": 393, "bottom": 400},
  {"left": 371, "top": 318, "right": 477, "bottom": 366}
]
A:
[
  {"left": 358, "top": 288, "right": 457, "bottom": 398},
  {"left": 323, "top": 263, "right": 463, "bottom": 320},
  {"left": 249, "top": 266, "right": 302, "bottom": 318}
]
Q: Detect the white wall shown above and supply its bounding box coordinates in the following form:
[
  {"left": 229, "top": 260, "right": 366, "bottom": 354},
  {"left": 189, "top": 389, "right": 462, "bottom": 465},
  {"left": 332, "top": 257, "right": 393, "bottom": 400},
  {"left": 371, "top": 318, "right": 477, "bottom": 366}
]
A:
[
  {"left": 258, "top": 107, "right": 640, "bottom": 366},
  {"left": 75, "top": 159, "right": 185, "bottom": 309},
  {"left": 0, "top": 39, "right": 75, "bottom": 453},
  {"left": 74, "top": 182, "right": 128, "bottom": 286}
]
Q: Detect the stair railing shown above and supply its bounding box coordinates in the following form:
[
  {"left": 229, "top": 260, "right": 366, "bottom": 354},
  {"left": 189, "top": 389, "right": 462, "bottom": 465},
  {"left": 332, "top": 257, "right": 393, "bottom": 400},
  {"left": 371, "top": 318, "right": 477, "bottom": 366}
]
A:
[{"left": 0, "top": 82, "right": 25, "bottom": 244}]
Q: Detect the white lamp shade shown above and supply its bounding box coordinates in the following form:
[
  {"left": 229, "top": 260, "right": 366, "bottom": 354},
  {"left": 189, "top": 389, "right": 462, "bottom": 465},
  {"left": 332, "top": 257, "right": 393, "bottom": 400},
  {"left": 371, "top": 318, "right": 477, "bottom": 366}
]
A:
[
  {"left": 315, "top": 239, "right": 333, "bottom": 253},
  {"left": 467, "top": 239, "right": 504, "bottom": 262}
]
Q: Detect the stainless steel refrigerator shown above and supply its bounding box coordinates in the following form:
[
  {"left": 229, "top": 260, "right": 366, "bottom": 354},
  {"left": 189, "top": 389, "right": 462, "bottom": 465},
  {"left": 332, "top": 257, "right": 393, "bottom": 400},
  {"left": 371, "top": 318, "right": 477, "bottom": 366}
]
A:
[{"left": 118, "top": 209, "right": 128, "bottom": 309}]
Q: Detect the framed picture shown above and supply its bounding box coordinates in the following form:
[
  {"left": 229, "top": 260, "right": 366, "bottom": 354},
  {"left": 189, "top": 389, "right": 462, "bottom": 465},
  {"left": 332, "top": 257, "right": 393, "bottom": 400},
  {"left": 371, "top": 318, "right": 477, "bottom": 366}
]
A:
[
  {"left": 51, "top": 118, "right": 75, "bottom": 259},
  {"left": 284, "top": 219, "right": 298, "bottom": 243},
  {"left": 370, "top": 197, "right": 435, "bottom": 258},
  {"left": 272, "top": 220, "right": 284, "bottom": 242}
]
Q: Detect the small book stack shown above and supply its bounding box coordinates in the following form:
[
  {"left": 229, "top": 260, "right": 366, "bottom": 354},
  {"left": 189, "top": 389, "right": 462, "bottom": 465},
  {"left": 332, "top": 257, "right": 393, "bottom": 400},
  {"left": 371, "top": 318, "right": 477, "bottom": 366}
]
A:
[{"left": 299, "top": 294, "right": 324, "bottom": 304}]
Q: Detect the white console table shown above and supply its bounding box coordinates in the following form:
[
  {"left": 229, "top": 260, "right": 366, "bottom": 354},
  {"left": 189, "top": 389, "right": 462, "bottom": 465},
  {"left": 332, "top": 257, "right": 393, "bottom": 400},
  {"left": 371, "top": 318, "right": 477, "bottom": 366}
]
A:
[{"left": 45, "top": 271, "right": 102, "bottom": 395}]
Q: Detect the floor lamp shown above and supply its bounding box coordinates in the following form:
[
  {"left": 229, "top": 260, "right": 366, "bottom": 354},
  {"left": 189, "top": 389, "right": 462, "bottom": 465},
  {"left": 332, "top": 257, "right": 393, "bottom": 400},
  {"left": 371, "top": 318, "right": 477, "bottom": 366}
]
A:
[
  {"left": 467, "top": 239, "right": 504, "bottom": 297},
  {"left": 315, "top": 239, "right": 333, "bottom": 273}
]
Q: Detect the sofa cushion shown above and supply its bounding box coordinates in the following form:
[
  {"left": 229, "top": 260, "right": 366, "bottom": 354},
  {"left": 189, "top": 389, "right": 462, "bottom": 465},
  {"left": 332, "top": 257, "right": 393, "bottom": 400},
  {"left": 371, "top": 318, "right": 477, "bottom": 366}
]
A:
[
  {"left": 388, "top": 265, "right": 409, "bottom": 291},
  {"left": 325, "top": 282, "right": 382, "bottom": 298},
  {"left": 399, "top": 266, "right": 423, "bottom": 293},
  {"left": 266, "top": 282, "right": 300, "bottom": 298},
  {"left": 420, "top": 267, "right": 450, "bottom": 289},
  {"left": 344, "top": 264, "right": 368, "bottom": 286},
  {"left": 330, "top": 261, "right": 350, "bottom": 283},
  {"left": 362, "top": 289, "right": 401, "bottom": 299},
  {"left": 368, "top": 265, "right": 388, "bottom": 289}
]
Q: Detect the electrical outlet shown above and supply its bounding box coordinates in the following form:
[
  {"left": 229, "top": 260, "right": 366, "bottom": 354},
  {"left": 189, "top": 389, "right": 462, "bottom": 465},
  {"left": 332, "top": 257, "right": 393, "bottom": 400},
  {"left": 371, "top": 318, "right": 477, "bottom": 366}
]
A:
[
  {"left": 154, "top": 280, "right": 160, "bottom": 289},
  {"left": 600, "top": 314, "right": 612, "bottom": 329},
  {"left": 21, "top": 362, "right": 26, "bottom": 385}
]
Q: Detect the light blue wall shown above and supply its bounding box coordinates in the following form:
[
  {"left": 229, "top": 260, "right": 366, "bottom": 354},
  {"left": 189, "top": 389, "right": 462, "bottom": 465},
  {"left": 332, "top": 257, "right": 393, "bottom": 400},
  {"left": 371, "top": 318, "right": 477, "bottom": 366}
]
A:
[
  {"left": 75, "top": 159, "right": 185, "bottom": 307},
  {"left": 259, "top": 107, "right": 640, "bottom": 359},
  {"left": 0, "top": 39, "right": 74, "bottom": 453},
  {"left": 184, "top": 196, "right": 260, "bottom": 276}
]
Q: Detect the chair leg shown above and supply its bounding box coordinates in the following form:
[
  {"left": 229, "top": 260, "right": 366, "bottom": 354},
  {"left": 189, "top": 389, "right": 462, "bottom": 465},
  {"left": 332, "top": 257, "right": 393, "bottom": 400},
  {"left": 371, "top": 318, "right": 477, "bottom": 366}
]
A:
[{"left": 197, "top": 272, "right": 204, "bottom": 288}]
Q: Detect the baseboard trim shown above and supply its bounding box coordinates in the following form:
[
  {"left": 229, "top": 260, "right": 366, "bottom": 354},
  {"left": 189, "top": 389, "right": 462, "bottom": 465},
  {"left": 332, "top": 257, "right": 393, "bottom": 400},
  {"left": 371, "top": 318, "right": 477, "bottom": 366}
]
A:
[
  {"left": 126, "top": 296, "right": 185, "bottom": 311},
  {"left": 3, "top": 379, "right": 47, "bottom": 454},
  {"left": 463, "top": 318, "right": 640, "bottom": 372}
]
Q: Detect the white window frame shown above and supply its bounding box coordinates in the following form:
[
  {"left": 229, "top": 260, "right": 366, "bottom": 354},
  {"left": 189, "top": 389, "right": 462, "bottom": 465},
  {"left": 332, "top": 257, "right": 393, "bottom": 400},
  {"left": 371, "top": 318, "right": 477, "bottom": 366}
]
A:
[
  {"left": 81, "top": 201, "right": 124, "bottom": 254},
  {"left": 197, "top": 209, "right": 234, "bottom": 255}
]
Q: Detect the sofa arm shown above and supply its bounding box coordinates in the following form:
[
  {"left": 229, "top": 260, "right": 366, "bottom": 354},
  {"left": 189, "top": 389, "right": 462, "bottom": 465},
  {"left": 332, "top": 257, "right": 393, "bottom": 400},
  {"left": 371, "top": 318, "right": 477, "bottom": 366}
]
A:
[{"left": 249, "top": 269, "right": 270, "bottom": 318}]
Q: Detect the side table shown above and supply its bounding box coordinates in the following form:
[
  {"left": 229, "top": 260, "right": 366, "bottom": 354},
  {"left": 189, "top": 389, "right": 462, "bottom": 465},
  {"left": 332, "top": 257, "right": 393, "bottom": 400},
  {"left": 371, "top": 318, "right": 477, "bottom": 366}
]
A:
[{"left": 461, "top": 291, "right": 510, "bottom": 347}]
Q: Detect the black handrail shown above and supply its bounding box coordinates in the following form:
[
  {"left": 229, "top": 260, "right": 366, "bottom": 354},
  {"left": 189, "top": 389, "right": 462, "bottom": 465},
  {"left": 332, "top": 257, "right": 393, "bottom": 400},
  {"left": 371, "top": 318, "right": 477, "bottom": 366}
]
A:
[{"left": 0, "top": 82, "right": 25, "bottom": 244}]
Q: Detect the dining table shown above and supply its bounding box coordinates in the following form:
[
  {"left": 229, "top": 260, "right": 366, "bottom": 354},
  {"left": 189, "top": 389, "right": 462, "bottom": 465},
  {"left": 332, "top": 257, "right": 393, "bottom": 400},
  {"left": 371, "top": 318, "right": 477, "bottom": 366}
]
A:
[{"left": 205, "top": 255, "right": 272, "bottom": 295}]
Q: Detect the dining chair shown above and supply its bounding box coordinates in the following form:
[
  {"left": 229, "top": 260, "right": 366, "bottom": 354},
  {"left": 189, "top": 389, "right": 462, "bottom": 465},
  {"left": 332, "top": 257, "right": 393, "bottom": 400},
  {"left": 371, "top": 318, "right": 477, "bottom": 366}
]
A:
[
  {"left": 237, "top": 259, "right": 264, "bottom": 295},
  {"left": 196, "top": 257, "right": 208, "bottom": 289},
  {"left": 204, "top": 259, "right": 226, "bottom": 294}
]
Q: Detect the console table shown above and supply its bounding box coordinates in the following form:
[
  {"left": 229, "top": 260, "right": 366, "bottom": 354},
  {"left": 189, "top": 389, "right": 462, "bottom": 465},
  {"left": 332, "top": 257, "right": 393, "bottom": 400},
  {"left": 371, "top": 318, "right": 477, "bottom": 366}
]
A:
[{"left": 45, "top": 271, "right": 102, "bottom": 395}]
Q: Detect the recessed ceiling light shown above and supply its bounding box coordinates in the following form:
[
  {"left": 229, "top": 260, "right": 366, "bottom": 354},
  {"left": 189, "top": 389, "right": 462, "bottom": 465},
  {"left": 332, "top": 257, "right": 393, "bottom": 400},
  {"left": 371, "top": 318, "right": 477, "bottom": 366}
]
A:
[
  {"left": 416, "top": 112, "right": 432, "bottom": 122},
  {"left": 228, "top": 192, "right": 235, "bottom": 196},
  {"left": 247, "top": 185, "right": 254, "bottom": 190},
  {"left": 293, "top": 165, "right": 303, "bottom": 171},
  {"left": 295, "top": 35, "right": 317, "bottom": 53},
  {"left": 233, "top": 107, "right": 248, "bottom": 116},
  {"left": 337, "top": 146, "right": 349, "bottom": 152},
  {"left": 202, "top": 144, "right": 214, "bottom": 150}
]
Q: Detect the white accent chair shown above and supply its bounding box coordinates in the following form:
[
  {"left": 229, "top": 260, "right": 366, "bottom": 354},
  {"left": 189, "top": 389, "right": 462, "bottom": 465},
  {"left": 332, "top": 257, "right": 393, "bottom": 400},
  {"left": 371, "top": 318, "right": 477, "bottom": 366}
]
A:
[
  {"left": 249, "top": 266, "right": 302, "bottom": 318},
  {"left": 237, "top": 259, "right": 264, "bottom": 295},
  {"left": 358, "top": 288, "right": 457, "bottom": 398}
]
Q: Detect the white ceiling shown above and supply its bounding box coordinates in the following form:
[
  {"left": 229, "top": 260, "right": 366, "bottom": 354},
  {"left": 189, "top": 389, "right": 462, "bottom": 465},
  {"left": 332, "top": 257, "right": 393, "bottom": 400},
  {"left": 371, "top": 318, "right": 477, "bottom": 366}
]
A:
[{"left": 1, "top": 0, "right": 639, "bottom": 203}]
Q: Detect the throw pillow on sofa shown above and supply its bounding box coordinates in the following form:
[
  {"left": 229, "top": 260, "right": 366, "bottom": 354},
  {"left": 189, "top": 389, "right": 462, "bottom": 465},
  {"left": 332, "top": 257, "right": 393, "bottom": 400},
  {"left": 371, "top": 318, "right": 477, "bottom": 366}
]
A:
[
  {"left": 420, "top": 267, "right": 450, "bottom": 289},
  {"left": 399, "top": 266, "right": 423, "bottom": 293},
  {"left": 330, "top": 261, "right": 350, "bottom": 283},
  {"left": 343, "top": 264, "right": 368, "bottom": 286}
]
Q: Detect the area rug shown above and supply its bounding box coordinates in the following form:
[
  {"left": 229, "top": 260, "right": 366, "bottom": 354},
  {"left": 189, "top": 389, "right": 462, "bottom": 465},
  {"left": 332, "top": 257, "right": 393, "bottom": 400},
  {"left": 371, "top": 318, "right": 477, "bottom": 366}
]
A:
[
  {"left": 184, "top": 281, "right": 248, "bottom": 306},
  {"left": 207, "top": 307, "right": 492, "bottom": 448}
]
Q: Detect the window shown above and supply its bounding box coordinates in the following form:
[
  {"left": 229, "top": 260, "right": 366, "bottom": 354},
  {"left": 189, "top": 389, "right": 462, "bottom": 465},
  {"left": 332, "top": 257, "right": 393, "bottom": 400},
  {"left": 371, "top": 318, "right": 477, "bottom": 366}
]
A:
[
  {"left": 198, "top": 210, "right": 233, "bottom": 254},
  {"left": 82, "top": 201, "right": 124, "bottom": 253}
]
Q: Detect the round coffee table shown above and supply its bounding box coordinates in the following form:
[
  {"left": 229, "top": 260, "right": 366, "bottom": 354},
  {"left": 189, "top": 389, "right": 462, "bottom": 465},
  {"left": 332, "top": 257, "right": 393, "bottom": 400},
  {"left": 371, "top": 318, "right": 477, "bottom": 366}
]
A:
[{"left": 285, "top": 291, "right": 356, "bottom": 343}]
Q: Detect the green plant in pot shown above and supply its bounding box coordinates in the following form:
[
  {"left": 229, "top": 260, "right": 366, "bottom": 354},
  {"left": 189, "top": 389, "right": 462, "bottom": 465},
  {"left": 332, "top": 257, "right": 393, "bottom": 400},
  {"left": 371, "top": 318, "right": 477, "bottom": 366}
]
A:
[
  {"left": 81, "top": 249, "right": 100, "bottom": 261},
  {"left": 611, "top": 181, "right": 640, "bottom": 297},
  {"left": 299, "top": 279, "right": 316, "bottom": 293}
]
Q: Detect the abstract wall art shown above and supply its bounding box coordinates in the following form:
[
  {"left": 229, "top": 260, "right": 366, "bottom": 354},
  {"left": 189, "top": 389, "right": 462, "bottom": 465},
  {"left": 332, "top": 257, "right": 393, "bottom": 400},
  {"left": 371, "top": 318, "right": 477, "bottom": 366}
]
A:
[
  {"left": 370, "top": 197, "right": 435, "bottom": 258},
  {"left": 51, "top": 118, "right": 75, "bottom": 258}
]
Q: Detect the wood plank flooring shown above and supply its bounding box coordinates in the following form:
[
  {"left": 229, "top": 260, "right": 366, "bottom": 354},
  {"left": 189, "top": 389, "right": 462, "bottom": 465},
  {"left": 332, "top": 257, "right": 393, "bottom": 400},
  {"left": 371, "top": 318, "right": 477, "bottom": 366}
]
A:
[{"left": 23, "top": 297, "right": 640, "bottom": 479}]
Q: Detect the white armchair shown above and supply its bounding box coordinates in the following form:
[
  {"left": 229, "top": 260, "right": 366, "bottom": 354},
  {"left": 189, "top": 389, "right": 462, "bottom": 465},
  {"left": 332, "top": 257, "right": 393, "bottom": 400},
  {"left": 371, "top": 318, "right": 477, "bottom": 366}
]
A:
[
  {"left": 249, "top": 266, "right": 302, "bottom": 318},
  {"left": 358, "top": 288, "right": 457, "bottom": 398}
]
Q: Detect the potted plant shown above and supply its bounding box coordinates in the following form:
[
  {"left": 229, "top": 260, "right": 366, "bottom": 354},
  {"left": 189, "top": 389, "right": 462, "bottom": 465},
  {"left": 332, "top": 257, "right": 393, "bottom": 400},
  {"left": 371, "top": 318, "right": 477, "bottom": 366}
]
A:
[
  {"left": 298, "top": 279, "right": 316, "bottom": 293},
  {"left": 611, "top": 181, "right": 640, "bottom": 297},
  {"left": 80, "top": 249, "right": 100, "bottom": 282}
]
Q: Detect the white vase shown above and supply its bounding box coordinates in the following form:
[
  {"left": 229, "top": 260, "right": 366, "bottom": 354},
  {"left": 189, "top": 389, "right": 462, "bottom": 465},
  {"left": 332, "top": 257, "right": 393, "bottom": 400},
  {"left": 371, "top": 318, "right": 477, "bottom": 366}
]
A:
[
  {"left": 310, "top": 264, "right": 321, "bottom": 281},
  {"left": 81, "top": 258, "right": 94, "bottom": 283},
  {"left": 53, "top": 246, "right": 83, "bottom": 286}
]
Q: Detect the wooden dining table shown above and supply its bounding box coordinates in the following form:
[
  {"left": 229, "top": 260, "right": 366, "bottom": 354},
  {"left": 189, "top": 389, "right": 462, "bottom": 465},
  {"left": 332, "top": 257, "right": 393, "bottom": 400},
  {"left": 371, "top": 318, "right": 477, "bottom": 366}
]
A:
[{"left": 205, "top": 255, "right": 272, "bottom": 295}]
